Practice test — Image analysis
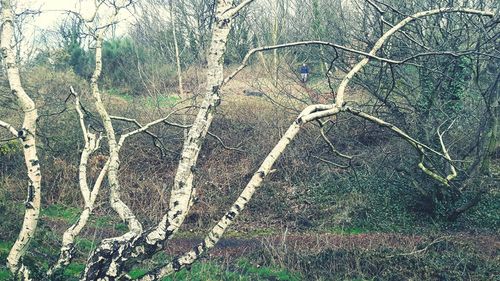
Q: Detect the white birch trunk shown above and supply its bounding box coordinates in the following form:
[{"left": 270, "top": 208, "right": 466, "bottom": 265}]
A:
[
  {"left": 82, "top": 1, "right": 256, "bottom": 279},
  {"left": 1, "top": 1, "right": 41, "bottom": 278}
]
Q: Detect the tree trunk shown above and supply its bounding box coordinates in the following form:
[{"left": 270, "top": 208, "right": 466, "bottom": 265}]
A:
[{"left": 1, "top": 1, "right": 41, "bottom": 279}]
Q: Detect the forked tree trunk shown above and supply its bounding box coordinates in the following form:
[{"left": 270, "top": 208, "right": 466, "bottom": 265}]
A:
[{"left": 82, "top": 1, "right": 249, "bottom": 279}]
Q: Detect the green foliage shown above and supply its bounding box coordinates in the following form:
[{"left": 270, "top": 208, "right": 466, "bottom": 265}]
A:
[
  {"left": 0, "top": 190, "right": 23, "bottom": 240},
  {"left": 42, "top": 204, "right": 80, "bottom": 223},
  {"left": 63, "top": 263, "right": 86, "bottom": 279},
  {"left": 102, "top": 38, "right": 146, "bottom": 95},
  {"left": 0, "top": 241, "right": 13, "bottom": 261},
  {"left": 155, "top": 259, "right": 300, "bottom": 281},
  {"left": 307, "top": 172, "right": 417, "bottom": 232},
  {"left": 0, "top": 268, "right": 12, "bottom": 280},
  {"left": 0, "top": 140, "right": 21, "bottom": 156}
]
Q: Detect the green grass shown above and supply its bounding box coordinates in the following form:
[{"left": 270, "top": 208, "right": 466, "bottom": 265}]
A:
[
  {"left": 91, "top": 215, "right": 115, "bottom": 228},
  {"left": 42, "top": 204, "right": 80, "bottom": 223},
  {"left": 107, "top": 88, "right": 134, "bottom": 102},
  {"left": 0, "top": 241, "right": 13, "bottom": 260},
  {"left": 129, "top": 268, "right": 148, "bottom": 279},
  {"left": 127, "top": 257, "right": 301, "bottom": 281},
  {"left": 75, "top": 237, "right": 95, "bottom": 252},
  {"left": 63, "top": 263, "right": 85, "bottom": 279},
  {"left": 141, "top": 95, "right": 180, "bottom": 108},
  {"left": 236, "top": 259, "right": 301, "bottom": 281},
  {"left": 0, "top": 268, "right": 12, "bottom": 280}
]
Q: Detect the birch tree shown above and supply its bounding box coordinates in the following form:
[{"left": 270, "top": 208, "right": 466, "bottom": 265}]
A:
[
  {"left": 1, "top": 1, "right": 41, "bottom": 278},
  {"left": 0, "top": 0, "right": 497, "bottom": 280}
]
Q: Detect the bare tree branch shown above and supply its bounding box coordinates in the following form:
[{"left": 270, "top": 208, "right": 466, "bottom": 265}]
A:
[
  {"left": 335, "top": 7, "right": 494, "bottom": 107},
  {"left": 344, "top": 107, "right": 454, "bottom": 186},
  {"left": 0, "top": 119, "right": 18, "bottom": 137}
]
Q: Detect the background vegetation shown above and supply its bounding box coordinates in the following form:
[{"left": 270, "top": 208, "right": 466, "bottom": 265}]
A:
[{"left": 0, "top": 0, "right": 498, "bottom": 280}]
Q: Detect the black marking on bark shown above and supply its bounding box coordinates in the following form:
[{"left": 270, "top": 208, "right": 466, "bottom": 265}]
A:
[
  {"left": 193, "top": 244, "right": 201, "bottom": 256},
  {"left": 222, "top": 18, "right": 231, "bottom": 26},
  {"left": 226, "top": 211, "right": 236, "bottom": 220},
  {"left": 25, "top": 184, "right": 34, "bottom": 206},
  {"left": 172, "top": 257, "right": 181, "bottom": 271},
  {"left": 241, "top": 196, "right": 248, "bottom": 202},
  {"left": 295, "top": 117, "right": 303, "bottom": 124},
  {"left": 30, "top": 159, "right": 39, "bottom": 166},
  {"left": 24, "top": 144, "right": 30, "bottom": 149},
  {"left": 18, "top": 129, "right": 27, "bottom": 140},
  {"left": 213, "top": 96, "right": 221, "bottom": 107},
  {"left": 173, "top": 210, "right": 182, "bottom": 219},
  {"left": 190, "top": 165, "right": 197, "bottom": 173},
  {"left": 234, "top": 204, "right": 241, "bottom": 212},
  {"left": 257, "top": 171, "right": 265, "bottom": 178},
  {"left": 208, "top": 235, "right": 216, "bottom": 245},
  {"left": 173, "top": 201, "right": 179, "bottom": 207},
  {"left": 204, "top": 104, "right": 212, "bottom": 119}
]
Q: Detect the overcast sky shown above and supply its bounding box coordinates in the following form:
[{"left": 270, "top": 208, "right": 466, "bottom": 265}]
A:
[{"left": 14, "top": 0, "right": 135, "bottom": 59}]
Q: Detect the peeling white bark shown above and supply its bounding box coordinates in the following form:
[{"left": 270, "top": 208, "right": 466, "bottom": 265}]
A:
[
  {"left": 83, "top": 1, "right": 256, "bottom": 279},
  {"left": 1, "top": 0, "right": 41, "bottom": 278}
]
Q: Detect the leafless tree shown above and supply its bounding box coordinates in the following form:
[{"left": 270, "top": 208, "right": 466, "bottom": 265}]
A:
[{"left": 0, "top": 0, "right": 496, "bottom": 280}]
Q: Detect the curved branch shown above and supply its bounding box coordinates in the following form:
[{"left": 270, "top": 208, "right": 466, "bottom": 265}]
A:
[
  {"left": 335, "top": 7, "right": 494, "bottom": 107},
  {"left": 0, "top": 119, "right": 18, "bottom": 137},
  {"left": 222, "top": 0, "right": 256, "bottom": 19},
  {"left": 344, "top": 106, "right": 454, "bottom": 186},
  {"left": 222, "top": 41, "right": 401, "bottom": 86}
]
